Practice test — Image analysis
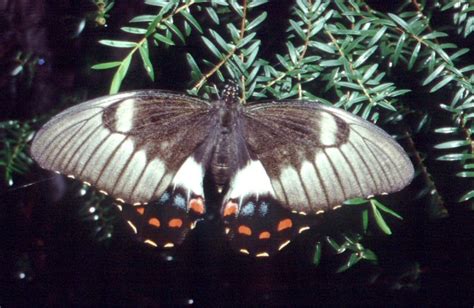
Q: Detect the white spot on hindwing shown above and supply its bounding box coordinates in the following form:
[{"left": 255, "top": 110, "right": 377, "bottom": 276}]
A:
[
  {"left": 115, "top": 98, "right": 136, "bottom": 132},
  {"left": 319, "top": 112, "right": 338, "bottom": 146},
  {"left": 226, "top": 160, "right": 275, "bottom": 205},
  {"left": 172, "top": 156, "right": 205, "bottom": 199}
]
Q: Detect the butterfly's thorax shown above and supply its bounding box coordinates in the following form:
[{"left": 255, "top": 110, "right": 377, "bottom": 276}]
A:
[{"left": 209, "top": 96, "right": 244, "bottom": 190}]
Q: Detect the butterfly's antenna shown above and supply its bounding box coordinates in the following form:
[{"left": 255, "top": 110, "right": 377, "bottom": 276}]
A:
[{"left": 2, "top": 176, "right": 57, "bottom": 194}]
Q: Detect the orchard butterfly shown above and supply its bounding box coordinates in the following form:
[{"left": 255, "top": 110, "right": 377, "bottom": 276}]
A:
[{"left": 30, "top": 84, "right": 414, "bottom": 257}]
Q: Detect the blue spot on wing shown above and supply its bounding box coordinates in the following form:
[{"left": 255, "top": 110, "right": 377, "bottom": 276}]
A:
[
  {"left": 241, "top": 202, "right": 255, "bottom": 216},
  {"left": 173, "top": 194, "right": 187, "bottom": 210},
  {"left": 259, "top": 202, "right": 269, "bottom": 216},
  {"left": 159, "top": 192, "right": 170, "bottom": 204}
]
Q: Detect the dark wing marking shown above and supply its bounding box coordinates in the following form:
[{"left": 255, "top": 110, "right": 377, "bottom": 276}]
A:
[
  {"left": 242, "top": 101, "right": 414, "bottom": 213},
  {"left": 222, "top": 193, "right": 321, "bottom": 257},
  {"left": 31, "top": 90, "right": 215, "bottom": 204}
]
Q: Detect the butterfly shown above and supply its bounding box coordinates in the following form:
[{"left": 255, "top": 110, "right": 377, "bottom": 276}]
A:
[{"left": 30, "top": 84, "right": 414, "bottom": 257}]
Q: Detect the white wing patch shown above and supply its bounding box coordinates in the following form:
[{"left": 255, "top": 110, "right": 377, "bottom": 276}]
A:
[
  {"left": 318, "top": 112, "right": 338, "bottom": 146},
  {"left": 299, "top": 160, "right": 324, "bottom": 207},
  {"left": 112, "top": 149, "right": 148, "bottom": 198},
  {"left": 96, "top": 138, "right": 136, "bottom": 188},
  {"left": 225, "top": 160, "right": 275, "bottom": 206},
  {"left": 114, "top": 98, "right": 136, "bottom": 133},
  {"left": 171, "top": 156, "right": 205, "bottom": 199},
  {"left": 78, "top": 131, "right": 126, "bottom": 182},
  {"left": 132, "top": 158, "right": 166, "bottom": 201},
  {"left": 280, "top": 166, "right": 308, "bottom": 208}
]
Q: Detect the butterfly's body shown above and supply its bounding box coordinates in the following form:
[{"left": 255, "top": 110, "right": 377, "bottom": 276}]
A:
[
  {"left": 208, "top": 98, "right": 244, "bottom": 191},
  {"left": 31, "top": 84, "right": 414, "bottom": 257}
]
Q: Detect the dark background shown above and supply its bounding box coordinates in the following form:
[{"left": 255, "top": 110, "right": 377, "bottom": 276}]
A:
[{"left": 1, "top": 0, "right": 474, "bottom": 306}]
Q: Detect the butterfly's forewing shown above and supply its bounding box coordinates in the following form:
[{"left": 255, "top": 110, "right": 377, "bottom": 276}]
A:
[
  {"left": 242, "top": 101, "right": 414, "bottom": 213},
  {"left": 31, "top": 90, "right": 214, "bottom": 248},
  {"left": 31, "top": 90, "right": 213, "bottom": 204}
]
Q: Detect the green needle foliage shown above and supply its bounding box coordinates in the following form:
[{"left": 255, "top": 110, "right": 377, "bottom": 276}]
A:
[
  {"left": 2, "top": 0, "right": 473, "bottom": 272},
  {"left": 0, "top": 121, "right": 35, "bottom": 187}
]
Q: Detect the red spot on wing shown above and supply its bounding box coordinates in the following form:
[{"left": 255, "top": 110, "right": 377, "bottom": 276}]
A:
[
  {"left": 169, "top": 218, "right": 183, "bottom": 228},
  {"left": 148, "top": 218, "right": 160, "bottom": 227},
  {"left": 259, "top": 231, "right": 271, "bottom": 239},
  {"left": 136, "top": 207, "right": 145, "bottom": 215},
  {"left": 238, "top": 225, "right": 252, "bottom": 236},
  {"left": 277, "top": 218, "right": 293, "bottom": 231},
  {"left": 189, "top": 197, "right": 205, "bottom": 214},
  {"left": 223, "top": 201, "right": 238, "bottom": 217}
]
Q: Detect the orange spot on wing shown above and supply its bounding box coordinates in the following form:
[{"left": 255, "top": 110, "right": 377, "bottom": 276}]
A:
[
  {"left": 223, "top": 201, "right": 238, "bottom": 217},
  {"left": 136, "top": 207, "right": 145, "bottom": 215},
  {"left": 238, "top": 225, "right": 252, "bottom": 236},
  {"left": 277, "top": 218, "right": 293, "bottom": 231},
  {"left": 148, "top": 218, "right": 160, "bottom": 227},
  {"left": 169, "top": 218, "right": 183, "bottom": 228},
  {"left": 189, "top": 198, "right": 205, "bottom": 214},
  {"left": 259, "top": 231, "right": 271, "bottom": 239}
]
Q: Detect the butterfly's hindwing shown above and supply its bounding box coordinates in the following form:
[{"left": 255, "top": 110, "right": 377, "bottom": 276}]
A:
[
  {"left": 31, "top": 90, "right": 214, "bottom": 205},
  {"left": 222, "top": 195, "right": 318, "bottom": 257},
  {"left": 221, "top": 159, "right": 319, "bottom": 257},
  {"left": 120, "top": 155, "right": 207, "bottom": 248},
  {"left": 120, "top": 187, "right": 205, "bottom": 249},
  {"left": 243, "top": 102, "right": 414, "bottom": 213}
]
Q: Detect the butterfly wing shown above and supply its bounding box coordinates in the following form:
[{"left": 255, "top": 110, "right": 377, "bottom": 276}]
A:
[
  {"left": 31, "top": 90, "right": 215, "bottom": 248},
  {"left": 221, "top": 100, "right": 413, "bottom": 257},
  {"left": 118, "top": 153, "right": 207, "bottom": 249},
  {"left": 242, "top": 101, "right": 414, "bottom": 213},
  {"left": 220, "top": 132, "right": 319, "bottom": 257},
  {"left": 31, "top": 90, "right": 214, "bottom": 204},
  {"left": 221, "top": 156, "right": 318, "bottom": 257}
]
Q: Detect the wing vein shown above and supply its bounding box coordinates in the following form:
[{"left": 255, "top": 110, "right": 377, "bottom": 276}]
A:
[
  {"left": 297, "top": 170, "right": 313, "bottom": 210},
  {"left": 361, "top": 137, "right": 392, "bottom": 189},
  {"left": 63, "top": 123, "right": 105, "bottom": 172},
  {"left": 129, "top": 161, "right": 151, "bottom": 200},
  {"left": 109, "top": 148, "right": 138, "bottom": 197},
  {"left": 311, "top": 159, "right": 330, "bottom": 208},
  {"left": 45, "top": 120, "right": 92, "bottom": 168},
  {"left": 348, "top": 140, "right": 380, "bottom": 192},
  {"left": 93, "top": 135, "right": 127, "bottom": 185},
  {"left": 323, "top": 149, "right": 347, "bottom": 201},
  {"left": 338, "top": 148, "right": 364, "bottom": 195}
]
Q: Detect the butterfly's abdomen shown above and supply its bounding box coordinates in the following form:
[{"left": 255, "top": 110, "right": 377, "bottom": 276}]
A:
[{"left": 210, "top": 134, "right": 234, "bottom": 189}]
